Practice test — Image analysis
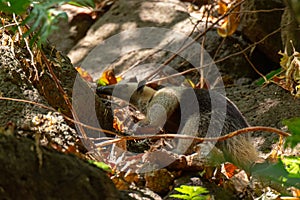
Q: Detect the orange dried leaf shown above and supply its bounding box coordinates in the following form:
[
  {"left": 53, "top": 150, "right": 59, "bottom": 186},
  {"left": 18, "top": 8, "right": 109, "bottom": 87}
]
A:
[
  {"left": 217, "top": 0, "right": 241, "bottom": 37},
  {"left": 75, "top": 66, "right": 93, "bottom": 82},
  {"left": 290, "top": 187, "right": 300, "bottom": 198},
  {"left": 272, "top": 76, "right": 283, "bottom": 84},
  {"left": 124, "top": 172, "right": 139, "bottom": 183},
  {"left": 267, "top": 149, "right": 280, "bottom": 163},
  {"left": 66, "top": 145, "right": 78, "bottom": 154},
  {"left": 97, "top": 69, "right": 122, "bottom": 86},
  {"left": 222, "top": 163, "right": 239, "bottom": 178},
  {"left": 113, "top": 117, "right": 123, "bottom": 132},
  {"left": 218, "top": 0, "right": 227, "bottom": 15},
  {"left": 111, "top": 175, "right": 130, "bottom": 190}
]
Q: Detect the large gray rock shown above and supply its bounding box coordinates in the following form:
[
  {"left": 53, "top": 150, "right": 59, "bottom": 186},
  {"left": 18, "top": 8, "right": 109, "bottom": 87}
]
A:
[
  {"left": 67, "top": 0, "right": 274, "bottom": 81},
  {"left": 241, "top": 0, "right": 285, "bottom": 62}
]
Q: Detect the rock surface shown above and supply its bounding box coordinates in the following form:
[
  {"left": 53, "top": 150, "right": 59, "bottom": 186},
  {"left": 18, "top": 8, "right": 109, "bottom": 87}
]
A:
[
  {"left": 0, "top": 134, "right": 121, "bottom": 200},
  {"left": 64, "top": 0, "right": 277, "bottom": 80}
]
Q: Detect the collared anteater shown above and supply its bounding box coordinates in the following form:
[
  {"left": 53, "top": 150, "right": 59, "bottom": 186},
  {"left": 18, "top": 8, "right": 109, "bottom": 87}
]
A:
[{"left": 97, "top": 83, "right": 258, "bottom": 171}]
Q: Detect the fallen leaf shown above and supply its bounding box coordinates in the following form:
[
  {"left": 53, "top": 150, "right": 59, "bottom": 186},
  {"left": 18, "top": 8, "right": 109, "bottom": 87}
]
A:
[
  {"left": 97, "top": 69, "right": 122, "bottom": 86},
  {"left": 221, "top": 162, "right": 239, "bottom": 179},
  {"left": 75, "top": 66, "right": 93, "bottom": 82},
  {"left": 217, "top": 0, "right": 241, "bottom": 37}
]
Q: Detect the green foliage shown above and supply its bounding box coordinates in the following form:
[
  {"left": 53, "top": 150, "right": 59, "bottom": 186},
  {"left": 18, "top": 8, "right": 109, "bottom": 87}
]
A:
[
  {"left": 282, "top": 117, "right": 300, "bottom": 148},
  {"left": 0, "top": 0, "right": 95, "bottom": 46},
  {"left": 170, "top": 185, "right": 210, "bottom": 200},
  {"left": 97, "top": 79, "right": 108, "bottom": 86},
  {"left": 255, "top": 68, "right": 282, "bottom": 86},
  {"left": 68, "top": 0, "right": 95, "bottom": 8},
  {"left": 282, "top": 157, "right": 300, "bottom": 179},
  {"left": 22, "top": 2, "right": 68, "bottom": 46},
  {"left": 0, "top": 0, "right": 31, "bottom": 14},
  {"left": 252, "top": 117, "right": 300, "bottom": 189},
  {"left": 88, "top": 160, "right": 112, "bottom": 172},
  {"left": 252, "top": 159, "right": 300, "bottom": 189}
]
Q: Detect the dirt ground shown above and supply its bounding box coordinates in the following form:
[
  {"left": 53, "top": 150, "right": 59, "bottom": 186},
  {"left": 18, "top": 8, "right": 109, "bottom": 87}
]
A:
[{"left": 226, "top": 83, "right": 300, "bottom": 154}]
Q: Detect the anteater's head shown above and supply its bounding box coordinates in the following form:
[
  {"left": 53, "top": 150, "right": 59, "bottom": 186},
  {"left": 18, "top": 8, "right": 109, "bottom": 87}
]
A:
[{"left": 96, "top": 82, "right": 156, "bottom": 114}]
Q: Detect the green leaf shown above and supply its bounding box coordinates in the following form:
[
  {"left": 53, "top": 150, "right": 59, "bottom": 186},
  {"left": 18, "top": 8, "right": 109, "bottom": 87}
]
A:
[
  {"left": 191, "top": 196, "right": 210, "bottom": 200},
  {"left": 1, "top": 0, "right": 95, "bottom": 47},
  {"left": 252, "top": 160, "right": 300, "bottom": 188},
  {"left": 175, "top": 185, "right": 195, "bottom": 195},
  {"left": 255, "top": 68, "right": 282, "bottom": 85},
  {"left": 88, "top": 160, "right": 112, "bottom": 172},
  {"left": 0, "top": 0, "right": 31, "bottom": 14},
  {"left": 252, "top": 160, "right": 288, "bottom": 178},
  {"left": 282, "top": 117, "right": 300, "bottom": 148},
  {"left": 172, "top": 185, "right": 209, "bottom": 200},
  {"left": 282, "top": 157, "right": 300, "bottom": 177},
  {"left": 23, "top": 7, "right": 44, "bottom": 36},
  {"left": 68, "top": 0, "right": 95, "bottom": 8},
  {"left": 22, "top": 2, "right": 68, "bottom": 47},
  {"left": 97, "top": 79, "right": 108, "bottom": 86},
  {"left": 169, "top": 194, "right": 190, "bottom": 200}
]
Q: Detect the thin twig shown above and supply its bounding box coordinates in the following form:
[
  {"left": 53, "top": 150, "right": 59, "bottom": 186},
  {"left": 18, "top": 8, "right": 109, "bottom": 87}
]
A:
[
  {"left": 238, "top": 44, "right": 269, "bottom": 83},
  {"left": 147, "top": 26, "right": 282, "bottom": 84},
  {"left": 96, "top": 126, "right": 291, "bottom": 148},
  {"left": 0, "top": 96, "right": 118, "bottom": 136},
  {"left": 0, "top": 97, "right": 291, "bottom": 149},
  {"left": 12, "top": 13, "right": 39, "bottom": 81},
  {"left": 237, "top": 8, "right": 285, "bottom": 14},
  {"left": 144, "top": 0, "right": 245, "bottom": 82},
  {"left": 0, "top": 22, "right": 18, "bottom": 29}
]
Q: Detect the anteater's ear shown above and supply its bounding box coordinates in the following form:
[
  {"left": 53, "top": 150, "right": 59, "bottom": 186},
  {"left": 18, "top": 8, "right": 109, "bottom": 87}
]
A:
[{"left": 137, "top": 80, "right": 146, "bottom": 93}]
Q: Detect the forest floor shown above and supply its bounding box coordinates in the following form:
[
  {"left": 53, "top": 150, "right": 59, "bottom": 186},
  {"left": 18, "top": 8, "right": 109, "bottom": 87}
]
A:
[{"left": 1, "top": 0, "right": 299, "bottom": 199}]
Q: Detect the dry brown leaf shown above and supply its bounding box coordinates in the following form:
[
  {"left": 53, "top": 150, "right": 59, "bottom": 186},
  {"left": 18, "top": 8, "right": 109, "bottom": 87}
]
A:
[
  {"left": 113, "top": 114, "right": 124, "bottom": 132},
  {"left": 276, "top": 50, "right": 300, "bottom": 97},
  {"left": 144, "top": 169, "right": 175, "bottom": 193},
  {"left": 223, "top": 169, "right": 249, "bottom": 193},
  {"left": 75, "top": 66, "right": 93, "bottom": 82},
  {"left": 97, "top": 69, "right": 122, "bottom": 86},
  {"left": 290, "top": 187, "right": 300, "bottom": 198},
  {"left": 222, "top": 162, "right": 239, "bottom": 179},
  {"left": 111, "top": 175, "right": 130, "bottom": 190},
  {"left": 217, "top": 0, "right": 241, "bottom": 37}
]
